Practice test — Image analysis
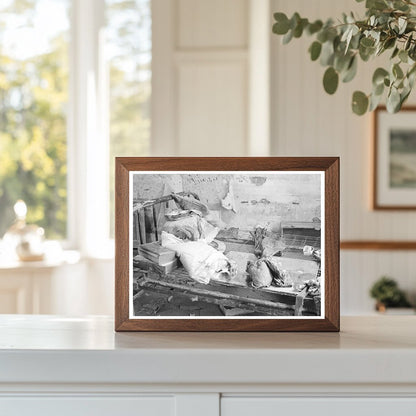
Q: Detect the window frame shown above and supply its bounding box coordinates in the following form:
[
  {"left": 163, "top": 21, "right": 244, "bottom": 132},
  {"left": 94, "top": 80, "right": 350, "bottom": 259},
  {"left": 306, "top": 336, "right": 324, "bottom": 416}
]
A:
[{"left": 67, "top": 0, "right": 112, "bottom": 257}]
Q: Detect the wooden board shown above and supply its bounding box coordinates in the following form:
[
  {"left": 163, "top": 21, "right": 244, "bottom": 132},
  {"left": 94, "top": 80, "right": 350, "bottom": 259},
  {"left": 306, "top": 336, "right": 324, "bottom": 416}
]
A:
[{"left": 135, "top": 267, "right": 319, "bottom": 315}]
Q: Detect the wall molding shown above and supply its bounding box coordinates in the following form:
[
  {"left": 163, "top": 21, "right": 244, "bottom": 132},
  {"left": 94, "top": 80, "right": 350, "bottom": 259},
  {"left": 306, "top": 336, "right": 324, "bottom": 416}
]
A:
[{"left": 340, "top": 241, "right": 416, "bottom": 250}]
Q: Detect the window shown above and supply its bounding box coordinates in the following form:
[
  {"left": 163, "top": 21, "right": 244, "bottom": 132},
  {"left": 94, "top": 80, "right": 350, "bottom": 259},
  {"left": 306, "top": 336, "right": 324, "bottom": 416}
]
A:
[
  {"left": 106, "top": 0, "right": 151, "bottom": 237},
  {"left": 0, "top": 0, "right": 70, "bottom": 239},
  {"left": 0, "top": 0, "right": 151, "bottom": 251}
]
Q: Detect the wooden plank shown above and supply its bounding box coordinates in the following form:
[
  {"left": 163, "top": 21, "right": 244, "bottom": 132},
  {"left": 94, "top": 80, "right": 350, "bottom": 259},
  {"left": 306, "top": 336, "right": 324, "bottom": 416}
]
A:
[
  {"left": 140, "top": 267, "right": 318, "bottom": 314},
  {"left": 281, "top": 221, "right": 321, "bottom": 230},
  {"left": 141, "top": 276, "right": 295, "bottom": 312},
  {"left": 144, "top": 207, "right": 154, "bottom": 242},
  {"left": 163, "top": 267, "right": 316, "bottom": 306},
  {"left": 136, "top": 283, "right": 300, "bottom": 316},
  {"left": 133, "top": 195, "right": 174, "bottom": 212},
  {"left": 152, "top": 205, "right": 158, "bottom": 241},
  {"left": 134, "top": 211, "right": 141, "bottom": 244},
  {"left": 138, "top": 209, "right": 146, "bottom": 244}
]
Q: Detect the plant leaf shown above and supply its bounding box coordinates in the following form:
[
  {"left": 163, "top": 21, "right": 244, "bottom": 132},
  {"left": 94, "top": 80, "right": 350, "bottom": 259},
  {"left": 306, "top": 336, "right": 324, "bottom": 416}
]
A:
[
  {"left": 323, "top": 67, "right": 339, "bottom": 94},
  {"left": 398, "top": 16, "right": 407, "bottom": 34},
  {"left": 307, "top": 20, "right": 323, "bottom": 35},
  {"left": 369, "top": 92, "right": 383, "bottom": 111},
  {"left": 352, "top": 91, "right": 369, "bottom": 115},
  {"left": 399, "top": 49, "right": 408, "bottom": 63},
  {"left": 386, "top": 87, "right": 401, "bottom": 113},
  {"left": 282, "top": 29, "right": 293, "bottom": 44},
  {"left": 342, "top": 56, "right": 358, "bottom": 82},
  {"left": 393, "top": 63, "right": 404, "bottom": 79},
  {"left": 273, "top": 13, "right": 290, "bottom": 35},
  {"left": 309, "top": 41, "right": 322, "bottom": 61},
  {"left": 320, "top": 40, "right": 335, "bottom": 66},
  {"left": 372, "top": 67, "right": 389, "bottom": 86},
  {"left": 391, "top": 47, "right": 399, "bottom": 59}
]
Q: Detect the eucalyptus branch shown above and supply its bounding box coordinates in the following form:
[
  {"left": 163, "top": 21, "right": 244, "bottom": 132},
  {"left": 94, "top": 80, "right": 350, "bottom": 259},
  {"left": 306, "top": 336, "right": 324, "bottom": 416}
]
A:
[{"left": 272, "top": 0, "right": 416, "bottom": 115}]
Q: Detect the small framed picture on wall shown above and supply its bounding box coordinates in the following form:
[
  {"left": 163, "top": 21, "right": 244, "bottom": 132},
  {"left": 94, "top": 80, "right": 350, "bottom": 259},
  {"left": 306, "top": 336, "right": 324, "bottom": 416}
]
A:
[
  {"left": 374, "top": 106, "right": 416, "bottom": 209},
  {"left": 115, "top": 157, "right": 339, "bottom": 332}
]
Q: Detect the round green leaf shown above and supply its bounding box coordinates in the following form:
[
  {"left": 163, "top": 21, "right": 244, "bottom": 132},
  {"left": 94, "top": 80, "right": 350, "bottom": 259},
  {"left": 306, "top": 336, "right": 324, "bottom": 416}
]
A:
[
  {"left": 307, "top": 20, "right": 323, "bottom": 35},
  {"left": 387, "top": 88, "right": 401, "bottom": 113},
  {"left": 334, "top": 52, "right": 352, "bottom": 73},
  {"left": 282, "top": 29, "right": 293, "bottom": 44},
  {"left": 384, "top": 37, "right": 396, "bottom": 50},
  {"left": 273, "top": 13, "right": 290, "bottom": 35},
  {"left": 320, "top": 41, "right": 335, "bottom": 66},
  {"left": 373, "top": 82, "right": 385, "bottom": 96},
  {"left": 369, "top": 92, "right": 383, "bottom": 112},
  {"left": 342, "top": 56, "right": 357, "bottom": 83},
  {"left": 372, "top": 68, "right": 389, "bottom": 86},
  {"left": 399, "top": 50, "right": 408, "bottom": 63},
  {"left": 391, "top": 47, "right": 399, "bottom": 59},
  {"left": 360, "top": 37, "right": 375, "bottom": 48},
  {"left": 400, "top": 88, "right": 411, "bottom": 107},
  {"left": 393, "top": 63, "right": 404, "bottom": 79},
  {"left": 323, "top": 67, "right": 339, "bottom": 95},
  {"left": 359, "top": 44, "right": 374, "bottom": 62},
  {"left": 352, "top": 91, "right": 369, "bottom": 115},
  {"left": 309, "top": 41, "right": 322, "bottom": 61},
  {"left": 293, "top": 18, "right": 308, "bottom": 38}
]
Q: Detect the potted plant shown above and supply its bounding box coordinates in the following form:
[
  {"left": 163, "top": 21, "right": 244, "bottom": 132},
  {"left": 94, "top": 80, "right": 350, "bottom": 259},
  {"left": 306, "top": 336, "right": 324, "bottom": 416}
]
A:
[
  {"left": 369, "top": 276, "right": 413, "bottom": 313},
  {"left": 272, "top": 0, "right": 416, "bottom": 115}
]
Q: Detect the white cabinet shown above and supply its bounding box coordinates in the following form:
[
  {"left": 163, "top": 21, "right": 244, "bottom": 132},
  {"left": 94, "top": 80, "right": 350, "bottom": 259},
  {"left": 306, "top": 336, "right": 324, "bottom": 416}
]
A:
[
  {"left": 0, "top": 316, "right": 415, "bottom": 416},
  {"left": 222, "top": 398, "right": 416, "bottom": 416},
  {"left": 1, "top": 397, "right": 175, "bottom": 416}
]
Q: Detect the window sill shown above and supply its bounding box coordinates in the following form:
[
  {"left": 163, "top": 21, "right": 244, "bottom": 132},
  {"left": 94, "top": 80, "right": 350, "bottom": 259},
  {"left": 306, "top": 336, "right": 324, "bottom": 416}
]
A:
[{"left": 0, "top": 250, "right": 81, "bottom": 271}]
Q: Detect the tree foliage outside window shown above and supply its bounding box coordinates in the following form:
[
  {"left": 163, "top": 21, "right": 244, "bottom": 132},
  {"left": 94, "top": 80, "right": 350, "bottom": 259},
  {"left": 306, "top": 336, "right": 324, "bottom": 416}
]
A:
[
  {"left": 106, "top": 0, "right": 151, "bottom": 237},
  {"left": 0, "top": 0, "right": 151, "bottom": 240},
  {"left": 0, "top": 0, "right": 70, "bottom": 238}
]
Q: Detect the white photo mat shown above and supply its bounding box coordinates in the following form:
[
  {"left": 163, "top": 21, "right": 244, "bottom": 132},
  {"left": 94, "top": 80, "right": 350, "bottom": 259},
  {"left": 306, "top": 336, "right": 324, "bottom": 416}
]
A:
[{"left": 128, "top": 171, "right": 325, "bottom": 320}]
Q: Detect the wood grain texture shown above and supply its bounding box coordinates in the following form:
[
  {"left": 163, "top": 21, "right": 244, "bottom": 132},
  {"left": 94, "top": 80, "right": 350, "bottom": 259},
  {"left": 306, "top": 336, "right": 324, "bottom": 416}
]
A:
[
  {"left": 115, "top": 157, "right": 340, "bottom": 332},
  {"left": 341, "top": 241, "right": 416, "bottom": 250},
  {"left": 373, "top": 106, "right": 416, "bottom": 210}
]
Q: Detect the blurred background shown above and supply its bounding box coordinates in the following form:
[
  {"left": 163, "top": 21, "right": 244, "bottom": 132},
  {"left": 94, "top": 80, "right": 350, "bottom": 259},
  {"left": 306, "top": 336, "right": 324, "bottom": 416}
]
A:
[{"left": 0, "top": 0, "right": 415, "bottom": 316}]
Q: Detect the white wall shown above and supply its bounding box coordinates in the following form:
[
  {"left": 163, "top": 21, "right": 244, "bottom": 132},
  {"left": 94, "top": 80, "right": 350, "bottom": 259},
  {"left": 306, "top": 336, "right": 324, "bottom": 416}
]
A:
[
  {"left": 152, "top": 0, "right": 271, "bottom": 157},
  {"left": 271, "top": 0, "right": 416, "bottom": 313},
  {"left": 46, "top": 0, "right": 416, "bottom": 317}
]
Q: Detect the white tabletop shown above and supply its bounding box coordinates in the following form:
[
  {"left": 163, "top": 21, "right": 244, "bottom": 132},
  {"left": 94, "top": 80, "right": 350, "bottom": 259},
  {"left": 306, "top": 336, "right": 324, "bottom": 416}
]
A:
[{"left": 0, "top": 315, "right": 415, "bottom": 386}]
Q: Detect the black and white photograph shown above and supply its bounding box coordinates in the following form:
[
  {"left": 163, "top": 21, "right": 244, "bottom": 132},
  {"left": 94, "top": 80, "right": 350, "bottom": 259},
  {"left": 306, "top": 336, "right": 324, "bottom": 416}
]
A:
[{"left": 129, "top": 171, "right": 324, "bottom": 318}]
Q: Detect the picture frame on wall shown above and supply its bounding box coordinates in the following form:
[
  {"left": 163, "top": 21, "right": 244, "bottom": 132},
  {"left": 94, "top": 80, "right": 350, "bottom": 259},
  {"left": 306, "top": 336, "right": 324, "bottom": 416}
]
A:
[
  {"left": 374, "top": 106, "right": 416, "bottom": 210},
  {"left": 115, "top": 157, "right": 339, "bottom": 332}
]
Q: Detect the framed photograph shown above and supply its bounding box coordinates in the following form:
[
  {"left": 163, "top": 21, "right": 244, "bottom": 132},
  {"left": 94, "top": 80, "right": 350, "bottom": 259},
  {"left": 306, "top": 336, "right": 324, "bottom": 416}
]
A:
[
  {"left": 374, "top": 106, "right": 416, "bottom": 209},
  {"left": 115, "top": 157, "right": 339, "bottom": 331}
]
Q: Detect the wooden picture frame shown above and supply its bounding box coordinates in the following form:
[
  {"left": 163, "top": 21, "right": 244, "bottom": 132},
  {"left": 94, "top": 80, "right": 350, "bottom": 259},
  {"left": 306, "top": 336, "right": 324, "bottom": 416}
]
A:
[
  {"left": 373, "top": 106, "right": 416, "bottom": 210},
  {"left": 115, "top": 157, "right": 339, "bottom": 332}
]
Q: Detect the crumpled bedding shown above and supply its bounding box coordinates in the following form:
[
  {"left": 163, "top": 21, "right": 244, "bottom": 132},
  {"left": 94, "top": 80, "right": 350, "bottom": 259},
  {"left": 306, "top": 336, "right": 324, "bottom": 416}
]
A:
[
  {"left": 162, "top": 213, "right": 219, "bottom": 243},
  {"left": 161, "top": 231, "right": 236, "bottom": 284}
]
